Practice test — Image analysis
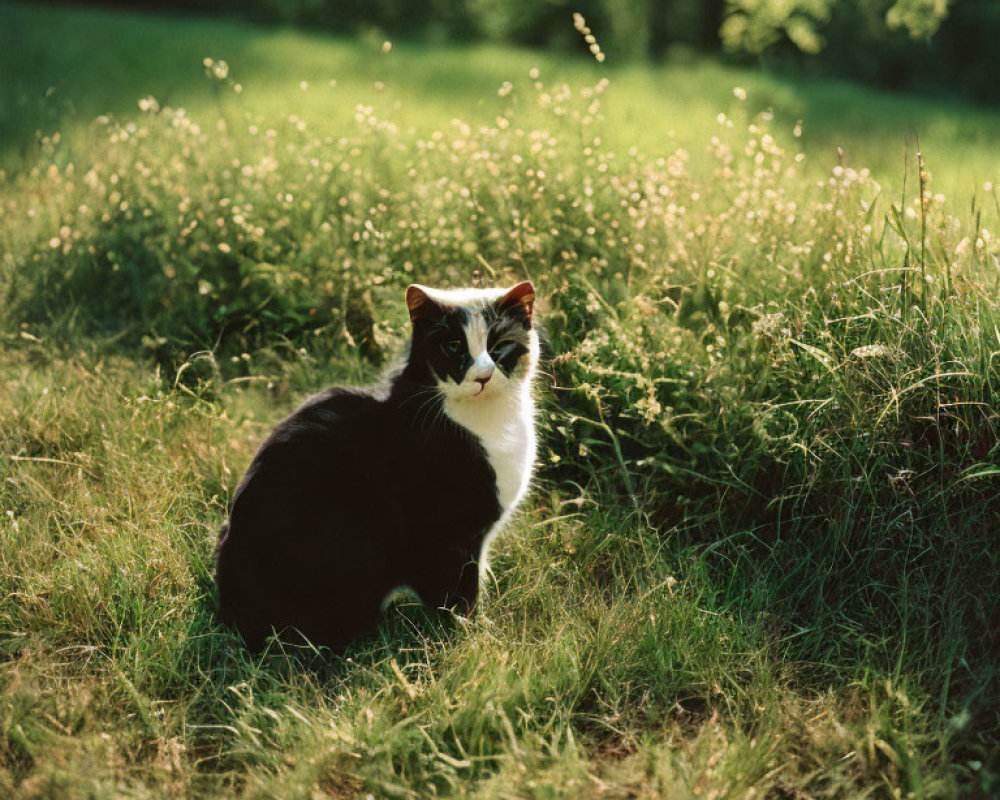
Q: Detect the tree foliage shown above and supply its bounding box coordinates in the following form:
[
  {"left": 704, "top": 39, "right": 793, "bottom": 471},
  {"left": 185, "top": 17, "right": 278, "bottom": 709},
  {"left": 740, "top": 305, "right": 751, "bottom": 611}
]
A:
[
  {"left": 721, "top": 0, "right": 834, "bottom": 54},
  {"left": 720, "top": 0, "right": 950, "bottom": 54},
  {"left": 886, "top": 0, "right": 951, "bottom": 37}
]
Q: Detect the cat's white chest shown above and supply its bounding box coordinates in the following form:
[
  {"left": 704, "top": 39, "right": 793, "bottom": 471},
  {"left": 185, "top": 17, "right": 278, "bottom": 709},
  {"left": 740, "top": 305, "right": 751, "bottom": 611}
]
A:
[
  {"left": 443, "top": 384, "right": 536, "bottom": 512},
  {"left": 444, "top": 384, "right": 535, "bottom": 578},
  {"left": 480, "top": 398, "right": 535, "bottom": 512}
]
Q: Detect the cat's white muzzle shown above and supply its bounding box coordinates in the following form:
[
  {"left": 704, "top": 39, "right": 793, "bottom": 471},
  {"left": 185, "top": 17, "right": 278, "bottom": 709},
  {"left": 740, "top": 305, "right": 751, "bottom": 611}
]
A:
[{"left": 445, "top": 352, "right": 500, "bottom": 400}]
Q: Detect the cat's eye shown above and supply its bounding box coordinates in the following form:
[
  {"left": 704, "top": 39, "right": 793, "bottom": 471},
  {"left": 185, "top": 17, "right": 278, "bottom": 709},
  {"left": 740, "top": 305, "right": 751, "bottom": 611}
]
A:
[{"left": 443, "top": 339, "right": 464, "bottom": 355}]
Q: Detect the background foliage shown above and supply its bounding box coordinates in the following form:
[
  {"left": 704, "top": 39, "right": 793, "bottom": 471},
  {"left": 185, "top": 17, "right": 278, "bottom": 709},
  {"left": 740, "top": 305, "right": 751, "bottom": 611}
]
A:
[{"left": 52, "top": 0, "right": 998, "bottom": 103}]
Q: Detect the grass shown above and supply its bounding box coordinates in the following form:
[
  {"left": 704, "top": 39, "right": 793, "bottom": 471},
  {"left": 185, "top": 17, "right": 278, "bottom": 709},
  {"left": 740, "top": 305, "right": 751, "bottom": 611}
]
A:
[
  {"left": 1, "top": 1, "right": 999, "bottom": 797},
  {"left": 5, "top": 1, "right": 1000, "bottom": 196}
]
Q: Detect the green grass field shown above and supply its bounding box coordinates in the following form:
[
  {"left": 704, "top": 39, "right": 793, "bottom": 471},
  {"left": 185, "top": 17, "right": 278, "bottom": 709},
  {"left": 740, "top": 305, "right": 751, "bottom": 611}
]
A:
[{"left": 1, "top": 2, "right": 998, "bottom": 797}]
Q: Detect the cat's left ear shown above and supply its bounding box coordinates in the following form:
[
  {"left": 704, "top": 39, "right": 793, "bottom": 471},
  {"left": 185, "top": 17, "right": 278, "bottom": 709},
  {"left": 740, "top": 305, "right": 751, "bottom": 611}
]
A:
[
  {"left": 498, "top": 281, "right": 535, "bottom": 327},
  {"left": 406, "top": 284, "right": 442, "bottom": 324}
]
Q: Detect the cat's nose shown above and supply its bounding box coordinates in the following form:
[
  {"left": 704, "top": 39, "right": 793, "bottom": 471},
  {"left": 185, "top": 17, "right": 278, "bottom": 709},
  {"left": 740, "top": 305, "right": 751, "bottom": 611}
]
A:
[
  {"left": 473, "top": 360, "right": 495, "bottom": 391},
  {"left": 471, "top": 353, "right": 495, "bottom": 389}
]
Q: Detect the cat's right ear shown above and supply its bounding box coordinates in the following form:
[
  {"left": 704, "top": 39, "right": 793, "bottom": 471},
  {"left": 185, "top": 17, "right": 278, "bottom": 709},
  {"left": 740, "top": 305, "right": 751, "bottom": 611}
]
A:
[{"left": 405, "top": 284, "right": 441, "bottom": 324}]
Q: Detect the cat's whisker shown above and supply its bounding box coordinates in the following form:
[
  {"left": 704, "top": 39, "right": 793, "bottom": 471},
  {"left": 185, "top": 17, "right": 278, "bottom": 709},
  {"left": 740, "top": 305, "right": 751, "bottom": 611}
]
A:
[{"left": 409, "top": 386, "right": 447, "bottom": 436}]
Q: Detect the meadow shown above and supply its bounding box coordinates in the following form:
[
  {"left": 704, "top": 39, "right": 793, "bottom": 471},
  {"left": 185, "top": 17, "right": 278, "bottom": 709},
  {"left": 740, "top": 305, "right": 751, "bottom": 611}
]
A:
[{"left": 1, "top": 2, "right": 999, "bottom": 797}]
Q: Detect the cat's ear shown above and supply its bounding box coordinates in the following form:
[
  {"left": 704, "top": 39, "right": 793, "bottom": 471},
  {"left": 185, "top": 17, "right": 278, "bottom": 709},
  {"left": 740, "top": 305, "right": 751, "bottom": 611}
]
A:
[
  {"left": 498, "top": 281, "right": 535, "bottom": 327},
  {"left": 405, "top": 284, "right": 442, "bottom": 324}
]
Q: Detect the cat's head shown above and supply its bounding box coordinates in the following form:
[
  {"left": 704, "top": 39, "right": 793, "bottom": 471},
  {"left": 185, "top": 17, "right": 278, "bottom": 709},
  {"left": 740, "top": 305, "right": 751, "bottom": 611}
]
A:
[{"left": 404, "top": 281, "right": 538, "bottom": 403}]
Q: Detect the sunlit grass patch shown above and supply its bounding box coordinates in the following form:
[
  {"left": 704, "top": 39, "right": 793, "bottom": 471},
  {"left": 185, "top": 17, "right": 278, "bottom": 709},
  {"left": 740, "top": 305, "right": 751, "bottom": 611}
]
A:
[{"left": 4, "top": 0, "right": 1000, "bottom": 196}]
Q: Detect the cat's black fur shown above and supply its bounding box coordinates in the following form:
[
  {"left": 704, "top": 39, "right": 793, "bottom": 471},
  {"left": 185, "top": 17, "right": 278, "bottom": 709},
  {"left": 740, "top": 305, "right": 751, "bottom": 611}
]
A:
[{"left": 214, "top": 288, "right": 532, "bottom": 652}]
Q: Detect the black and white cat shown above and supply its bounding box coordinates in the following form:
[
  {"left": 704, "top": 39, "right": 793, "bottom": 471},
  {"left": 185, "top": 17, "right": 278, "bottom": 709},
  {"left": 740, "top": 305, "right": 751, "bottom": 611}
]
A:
[{"left": 215, "top": 281, "right": 538, "bottom": 651}]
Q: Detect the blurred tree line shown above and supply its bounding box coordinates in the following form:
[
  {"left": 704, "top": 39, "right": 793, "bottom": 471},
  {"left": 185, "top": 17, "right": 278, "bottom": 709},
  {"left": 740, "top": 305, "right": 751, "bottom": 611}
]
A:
[{"left": 61, "top": 0, "right": 998, "bottom": 104}]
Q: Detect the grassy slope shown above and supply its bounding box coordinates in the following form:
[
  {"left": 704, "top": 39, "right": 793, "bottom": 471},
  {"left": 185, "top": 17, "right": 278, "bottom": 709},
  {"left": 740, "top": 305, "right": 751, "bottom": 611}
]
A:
[
  {"left": 4, "top": 2, "right": 1000, "bottom": 196},
  {"left": 1, "top": 2, "right": 999, "bottom": 798}
]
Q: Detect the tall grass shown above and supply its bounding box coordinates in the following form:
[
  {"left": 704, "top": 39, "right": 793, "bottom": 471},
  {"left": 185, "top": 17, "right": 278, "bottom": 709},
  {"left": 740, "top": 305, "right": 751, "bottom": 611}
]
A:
[{"left": 1, "top": 3, "right": 998, "bottom": 797}]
